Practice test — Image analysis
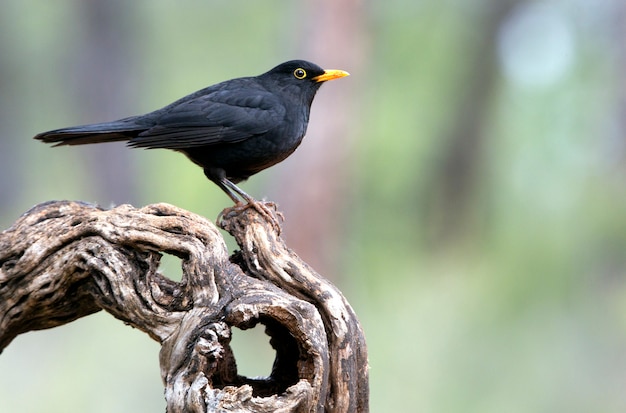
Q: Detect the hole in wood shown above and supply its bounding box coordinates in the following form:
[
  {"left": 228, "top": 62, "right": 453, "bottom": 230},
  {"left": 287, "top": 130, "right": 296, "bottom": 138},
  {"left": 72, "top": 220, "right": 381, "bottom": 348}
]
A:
[
  {"left": 219, "top": 317, "right": 301, "bottom": 397},
  {"left": 230, "top": 325, "right": 275, "bottom": 379},
  {"left": 158, "top": 252, "right": 183, "bottom": 282}
]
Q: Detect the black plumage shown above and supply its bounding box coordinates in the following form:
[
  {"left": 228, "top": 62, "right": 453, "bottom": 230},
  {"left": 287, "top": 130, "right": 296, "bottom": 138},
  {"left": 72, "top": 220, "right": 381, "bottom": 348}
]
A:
[{"left": 35, "top": 60, "right": 349, "bottom": 213}]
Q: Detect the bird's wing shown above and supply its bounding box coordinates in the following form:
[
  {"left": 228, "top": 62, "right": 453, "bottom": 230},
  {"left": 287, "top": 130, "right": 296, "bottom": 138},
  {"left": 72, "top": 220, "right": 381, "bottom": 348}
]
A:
[{"left": 129, "top": 89, "right": 286, "bottom": 149}]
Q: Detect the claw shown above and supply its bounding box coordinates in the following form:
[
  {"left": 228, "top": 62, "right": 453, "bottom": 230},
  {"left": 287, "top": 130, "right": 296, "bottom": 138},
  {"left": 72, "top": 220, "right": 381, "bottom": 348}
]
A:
[
  {"left": 218, "top": 199, "right": 283, "bottom": 234},
  {"left": 210, "top": 173, "right": 284, "bottom": 233},
  {"left": 242, "top": 200, "right": 283, "bottom": 233}
]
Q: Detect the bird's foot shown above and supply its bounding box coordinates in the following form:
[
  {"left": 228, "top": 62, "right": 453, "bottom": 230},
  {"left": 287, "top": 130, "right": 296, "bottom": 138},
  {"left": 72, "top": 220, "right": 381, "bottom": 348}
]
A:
[{"left": 218, "top": 200, "right": 284, "bottom": 234}]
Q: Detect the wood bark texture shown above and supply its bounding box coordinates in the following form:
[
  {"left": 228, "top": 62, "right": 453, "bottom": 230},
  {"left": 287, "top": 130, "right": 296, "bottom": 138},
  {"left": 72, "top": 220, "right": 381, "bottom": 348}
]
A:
[{"left": 0, "top": 201, "right": 368, "bottom": 412}]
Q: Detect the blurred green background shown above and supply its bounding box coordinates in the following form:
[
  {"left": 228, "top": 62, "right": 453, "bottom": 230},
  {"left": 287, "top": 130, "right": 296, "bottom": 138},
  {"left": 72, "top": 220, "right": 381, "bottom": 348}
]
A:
[{"left": 1, "top": 0, "right": 626, "bottom": 411}]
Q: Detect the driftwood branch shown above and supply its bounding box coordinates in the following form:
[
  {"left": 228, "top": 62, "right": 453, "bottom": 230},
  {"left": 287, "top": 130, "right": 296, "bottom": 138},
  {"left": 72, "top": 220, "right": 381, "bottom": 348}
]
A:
[{"left": 0, "top": 201, "right": 368, "bottom": 412}]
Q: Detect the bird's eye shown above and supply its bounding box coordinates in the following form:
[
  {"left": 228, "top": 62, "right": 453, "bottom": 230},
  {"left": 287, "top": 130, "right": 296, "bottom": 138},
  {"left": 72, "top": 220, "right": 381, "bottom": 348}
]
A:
[{"left": 293, "top": 68, "right": 307, "bottom": 79}]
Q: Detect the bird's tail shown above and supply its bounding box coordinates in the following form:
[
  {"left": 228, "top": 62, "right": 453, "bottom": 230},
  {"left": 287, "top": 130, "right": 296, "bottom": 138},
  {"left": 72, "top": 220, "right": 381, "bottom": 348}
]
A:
[{"left": 34, "top": 118, "right": 148, "bottom": 147}]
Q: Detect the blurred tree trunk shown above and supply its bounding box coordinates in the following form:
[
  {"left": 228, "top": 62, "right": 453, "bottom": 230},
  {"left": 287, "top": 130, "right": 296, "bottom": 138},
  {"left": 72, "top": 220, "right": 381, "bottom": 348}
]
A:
[
  {"left": 269, "top": 0, "right": 369, "bottom": 277},
  {"left": 428, "top": 0, "right": 518, "bottom": 244},
  {"left": 69, "top": 0, "right": 140, "bottom": 205},
  {"left": 0, "top": 38, "right": 22, "bottom": 211},
  {"left": 616, "top": 0, "right": 626, "bottom": 172}
]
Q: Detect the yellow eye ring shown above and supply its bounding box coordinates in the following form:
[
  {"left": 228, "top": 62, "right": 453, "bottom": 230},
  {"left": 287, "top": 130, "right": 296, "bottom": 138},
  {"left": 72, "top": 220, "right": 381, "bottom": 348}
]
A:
[{"left": 293, "top": 68, "right": 307, "bottom": 79}]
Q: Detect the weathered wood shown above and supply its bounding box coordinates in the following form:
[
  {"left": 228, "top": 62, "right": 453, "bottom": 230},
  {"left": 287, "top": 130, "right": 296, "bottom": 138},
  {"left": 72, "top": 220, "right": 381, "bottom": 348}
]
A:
[{"left": 0, "top": 201, "right": 368, "bottom": 412}]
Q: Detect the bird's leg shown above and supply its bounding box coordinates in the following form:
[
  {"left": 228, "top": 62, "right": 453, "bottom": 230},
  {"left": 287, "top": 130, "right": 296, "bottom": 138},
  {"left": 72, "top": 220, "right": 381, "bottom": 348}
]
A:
[{"left": 217, "top": 176, "right": 283, "bottom": 233}]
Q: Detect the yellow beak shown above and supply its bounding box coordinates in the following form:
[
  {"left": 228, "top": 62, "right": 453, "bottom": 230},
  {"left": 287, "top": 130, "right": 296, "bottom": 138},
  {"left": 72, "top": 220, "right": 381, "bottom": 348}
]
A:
[{"left": 313, "top": 69, "right": 350, "bottom": 83}]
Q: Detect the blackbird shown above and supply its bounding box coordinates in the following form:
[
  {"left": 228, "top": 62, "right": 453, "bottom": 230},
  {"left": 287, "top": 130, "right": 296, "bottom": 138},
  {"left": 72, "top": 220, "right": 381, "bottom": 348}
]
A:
[{"left": 35, "top": 60, "right": 349, "bottom": 228}]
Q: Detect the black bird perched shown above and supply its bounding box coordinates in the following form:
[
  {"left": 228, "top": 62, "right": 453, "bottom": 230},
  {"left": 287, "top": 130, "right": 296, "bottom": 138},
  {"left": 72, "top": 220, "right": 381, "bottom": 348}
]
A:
[{"left": 35, "top": 60, "right": 349, "bottom": 228}]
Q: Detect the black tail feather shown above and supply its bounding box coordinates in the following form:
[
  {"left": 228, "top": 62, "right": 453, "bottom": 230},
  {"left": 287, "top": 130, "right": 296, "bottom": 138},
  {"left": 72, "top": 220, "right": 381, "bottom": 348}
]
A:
[{"left": 34, "top": 120, "right": 147, "bottom": 146}]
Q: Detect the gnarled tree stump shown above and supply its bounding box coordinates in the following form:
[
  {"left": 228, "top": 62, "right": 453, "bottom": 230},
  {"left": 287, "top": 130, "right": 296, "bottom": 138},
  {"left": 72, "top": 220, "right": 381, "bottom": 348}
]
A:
[{"left": 0, "top": 201, "right": 368, "bottom": 412}]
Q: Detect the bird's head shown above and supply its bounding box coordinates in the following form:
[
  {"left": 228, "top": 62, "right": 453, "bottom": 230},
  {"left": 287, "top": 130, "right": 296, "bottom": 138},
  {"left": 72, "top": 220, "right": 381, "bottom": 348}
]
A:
[{"left": 260, "top": 60, "right": 349, "bottom": 103}]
